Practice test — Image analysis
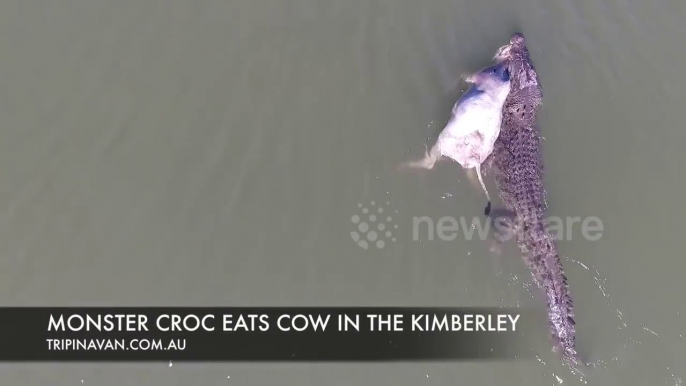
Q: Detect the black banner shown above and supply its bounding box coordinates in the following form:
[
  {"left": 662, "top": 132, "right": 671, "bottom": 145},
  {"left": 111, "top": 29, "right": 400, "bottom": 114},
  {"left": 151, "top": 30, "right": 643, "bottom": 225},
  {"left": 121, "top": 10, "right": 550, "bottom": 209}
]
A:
[{"left": 0, "top": 307, "right": 540, "bottom": 361}]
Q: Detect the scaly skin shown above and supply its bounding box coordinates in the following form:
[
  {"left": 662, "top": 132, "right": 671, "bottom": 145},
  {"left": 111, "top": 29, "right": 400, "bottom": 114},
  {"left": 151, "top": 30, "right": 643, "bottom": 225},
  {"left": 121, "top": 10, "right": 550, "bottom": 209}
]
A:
[{"left": 491, "top": 33, "right": 581, "bottom": 365}]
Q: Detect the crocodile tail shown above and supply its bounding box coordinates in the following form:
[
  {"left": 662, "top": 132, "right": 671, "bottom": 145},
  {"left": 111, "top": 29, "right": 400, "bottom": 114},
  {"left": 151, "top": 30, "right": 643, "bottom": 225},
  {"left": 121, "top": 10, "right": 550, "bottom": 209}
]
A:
[
  {"left": 519, "top": 217, "right": 579, "bottom": 364},
  {"left": 543, "top": 245, "right": 579, "bottom": 363}
]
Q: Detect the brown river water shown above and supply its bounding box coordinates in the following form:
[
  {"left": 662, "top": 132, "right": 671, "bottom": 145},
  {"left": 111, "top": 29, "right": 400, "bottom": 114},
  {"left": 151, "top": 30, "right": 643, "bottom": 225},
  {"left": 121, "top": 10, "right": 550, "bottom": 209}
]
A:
[{"left": 0, "top": 0, "right": 685, "bottom": 385}]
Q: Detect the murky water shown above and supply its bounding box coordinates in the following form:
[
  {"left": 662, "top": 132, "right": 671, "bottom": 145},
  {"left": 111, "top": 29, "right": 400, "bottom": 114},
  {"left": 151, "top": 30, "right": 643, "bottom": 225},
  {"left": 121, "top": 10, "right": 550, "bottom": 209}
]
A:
[{"left": 1, "top": 0, "right": 685, "bottom": 385}]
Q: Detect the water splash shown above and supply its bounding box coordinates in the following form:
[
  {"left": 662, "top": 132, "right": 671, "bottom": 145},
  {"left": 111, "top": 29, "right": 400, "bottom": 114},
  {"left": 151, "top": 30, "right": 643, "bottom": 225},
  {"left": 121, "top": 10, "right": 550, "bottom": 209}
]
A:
[{"left": 499, "top": 254, "right": 683, "bottom": 385}]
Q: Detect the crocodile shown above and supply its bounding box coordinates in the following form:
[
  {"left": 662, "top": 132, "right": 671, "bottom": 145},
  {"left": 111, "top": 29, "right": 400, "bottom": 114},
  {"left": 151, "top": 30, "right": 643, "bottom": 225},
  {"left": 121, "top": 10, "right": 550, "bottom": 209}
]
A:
[{"left": 490, "top": 33, "right": 581, "bottom": 365}]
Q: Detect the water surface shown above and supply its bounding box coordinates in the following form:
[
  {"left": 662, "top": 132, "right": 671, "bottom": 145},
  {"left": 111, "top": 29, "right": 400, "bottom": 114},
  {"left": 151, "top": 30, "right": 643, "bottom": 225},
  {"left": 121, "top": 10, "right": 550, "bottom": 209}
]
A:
[{"left": 1, "top": 0, "right": 685, "bottom": 385}]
